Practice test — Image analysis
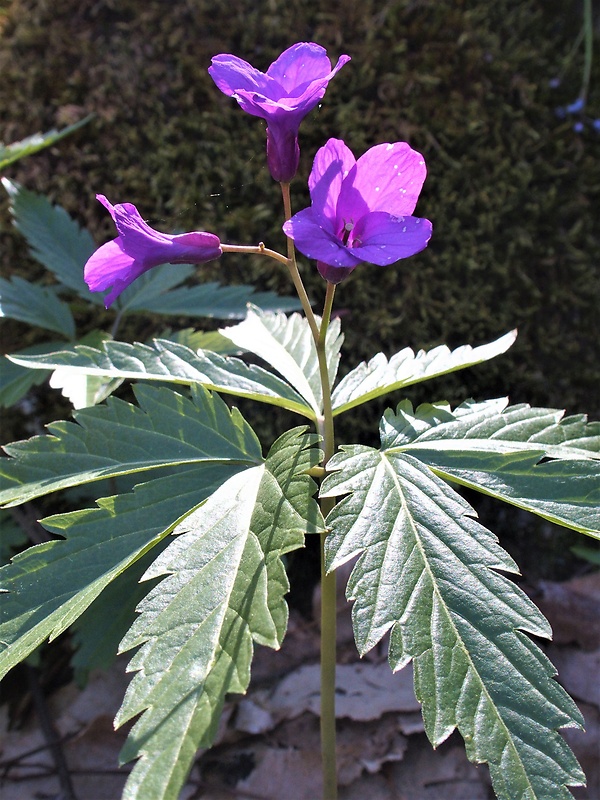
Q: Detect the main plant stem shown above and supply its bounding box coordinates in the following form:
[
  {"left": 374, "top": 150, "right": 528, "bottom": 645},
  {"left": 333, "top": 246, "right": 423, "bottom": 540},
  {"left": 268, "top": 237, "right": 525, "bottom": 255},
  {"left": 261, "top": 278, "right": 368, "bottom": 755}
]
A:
[
  {"left": 319, "top": 496, "right": 337, "bottom": 799},
  {"left": 280, "top": 180, "right": 339, "bottom": 797},
  {"left": 316, "top": 281, "right": 338, "bottom": 799}
]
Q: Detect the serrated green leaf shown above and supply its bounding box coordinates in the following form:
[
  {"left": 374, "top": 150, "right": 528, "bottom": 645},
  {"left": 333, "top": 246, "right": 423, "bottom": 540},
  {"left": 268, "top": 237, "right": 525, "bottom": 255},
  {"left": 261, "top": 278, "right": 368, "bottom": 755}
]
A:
[
  {"left": 382, "top": 397, "right": 600, "bottom": 458},
  {"left": 0, "top": 384, "right": 262, "bottom": 506},
  {"left": 0, "top": 349, "right": 52, "bottom": 408},
  {"left": 382, "top": 398, "right": 600, "bottom": 537},
  {"left": 0, "top": 275, "right": 76, "bottom": 337},
  {"left": 221, "top": 306, "right": 343, "bottom": 415},
  {"left": 8, "top": 337, "right": 315, "bottom": 418},
  {"left": 161, "top": 327, "right": 241, "bottom": 355},
  {"left": 2, "top": 178, "right": 100, "bottom": 302},
  {"left": 48, "top": 330, "right": 122, "bottom": 408},
  {"left": 70, "top": 548, "right": 164, "bottom": 684},
  {"left": 48, "top": 368, "right": 123, "bottom": 409},
  {"left": 321, "top": 447, "right": 585, "bottom": 800},
  {"left": 116, "top": 428, "right": 324, "bottom": 800},
  {"left": 0, "top": 116, "right": 93, "bottom": 170},
  {"left": 0, "top": 509, "right": 28, "bottom": 563},
  {"left": 331, "top": 330, "right": 517, "bottom": 416},
  {"left": 111, "top": 263, "right": 197, "bottom": 312},
  {"left": 119, "top": 268, "right": 300, "bottom": 317},
  {"left": 0, "top": 463, "right": 243, "bottom": 681}
]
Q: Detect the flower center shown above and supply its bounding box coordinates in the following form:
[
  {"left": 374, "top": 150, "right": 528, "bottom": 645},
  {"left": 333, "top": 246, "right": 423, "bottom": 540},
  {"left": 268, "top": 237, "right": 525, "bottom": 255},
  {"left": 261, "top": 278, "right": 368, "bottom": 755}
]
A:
[{"left": 341, "top": 220, "right": 354, "bottom": 246}]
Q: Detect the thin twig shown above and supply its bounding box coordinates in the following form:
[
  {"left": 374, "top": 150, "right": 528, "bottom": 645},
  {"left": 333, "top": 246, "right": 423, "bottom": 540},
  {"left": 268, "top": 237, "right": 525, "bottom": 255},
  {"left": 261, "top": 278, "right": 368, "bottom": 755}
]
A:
[{"left": 26, "top": 664, "right": 78, "bottom": 800}]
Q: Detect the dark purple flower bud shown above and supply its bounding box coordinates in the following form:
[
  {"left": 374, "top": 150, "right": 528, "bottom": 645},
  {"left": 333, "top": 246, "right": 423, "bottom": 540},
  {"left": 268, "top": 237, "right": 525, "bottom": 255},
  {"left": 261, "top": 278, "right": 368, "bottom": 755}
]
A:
[
  {"left": 209, "top": 43, "right": 350, "bottom": 183},
  {"left": 283, "top": 138, "right": 432, "bottom": 284},
  {"left": 316, "top": 261, "right": 358, "bottom": 284},
  {"left": 84, "top": 195, "right": 222, "bottom": 308}
]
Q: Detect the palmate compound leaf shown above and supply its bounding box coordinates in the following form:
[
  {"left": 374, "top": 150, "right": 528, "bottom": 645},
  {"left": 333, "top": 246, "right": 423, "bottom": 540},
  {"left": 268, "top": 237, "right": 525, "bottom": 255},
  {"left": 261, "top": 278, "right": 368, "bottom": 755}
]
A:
[
  {"left": 0, "top": 463, "right": 243, "bottom": 680},
  {"left": 0, "top": 275, "right": 75, "bottom": 338},
  {"left": 321, "top": 448, "right": 586, "bottom": 800},
  {"left": 0, "top": 343, "right": 57, "bottom": 408},
  {"left": 2, "top": 178, "right": 100, "bottom": 302},
  {"left": 115, "top": 428, "right": 324, "bottom": 800},
  {"left": 70, "top": 548, "right": 165, "bottom": 683},
  {"left": 107, "top": 262, "right": 300, "bottom": 318},
  {"left": 0, "top": 385, "right": 264, "bottom": 679},
  {"left": 8, "top": 337, "right": 315, "bottom": 419},
  {"left": 331, "top": 329, "right": 517, "bottom": 415},
  {"left": 121, "top": 272, "right": 301, "bottom": 317},
  {"left": 0, "top": 384, "right": 263, "bottom": 506},
  {"left": 381, "top": 397, "right": 600, "bottom": 538},
  {"left": 221, "top": 305, "right": 343, "bottom": 416}
]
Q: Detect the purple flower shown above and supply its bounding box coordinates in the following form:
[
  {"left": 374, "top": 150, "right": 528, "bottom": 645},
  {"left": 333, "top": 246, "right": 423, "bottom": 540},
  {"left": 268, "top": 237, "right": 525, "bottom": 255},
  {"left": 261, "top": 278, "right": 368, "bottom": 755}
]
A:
[
  {"left": 208, "top": 42, "right": 350, "bottom": 183},
  {"left": 84, "top": 195, "right": 222, "bottom": 308},
  {"left": 282, "top": 138, "right": 432, "bottom": 283}
]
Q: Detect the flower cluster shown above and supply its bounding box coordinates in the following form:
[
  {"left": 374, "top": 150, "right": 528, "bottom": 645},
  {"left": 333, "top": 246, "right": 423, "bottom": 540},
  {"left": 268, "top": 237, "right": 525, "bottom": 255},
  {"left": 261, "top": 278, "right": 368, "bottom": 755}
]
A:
[{"left": 84, "top": 42, "right": 432, "bottom": 304}]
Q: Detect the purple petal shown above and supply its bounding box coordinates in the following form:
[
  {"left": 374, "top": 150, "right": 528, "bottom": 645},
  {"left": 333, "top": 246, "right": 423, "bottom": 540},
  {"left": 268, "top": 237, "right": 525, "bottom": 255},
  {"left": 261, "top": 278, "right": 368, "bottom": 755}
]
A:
[
  {"left": 225, "top": 89, "right": 290, "bottom": 121},
  {"left": 209, "top": 46, "right": 349, "bottom": 123},
  {"left": 267, "top": 43, "right": 350, "bottom": 97},
  {"left": 337, "top": 142, "right": 427, "bottom": 221},
  {"left": 308, "top": 138, "right": 355, "bottom": 227},
  {"left": 85, "top": 197, "right": 222, "bottom": 307},
  {"left": 274, "top": 52, "right": 350, "bottom": 115},
  {"left": 208, "top": 54, "right": 275, "bottom": 98},
  {"left": 109, "top": 202, "right": 173, "bottom": 262},
  {"left": 230, "top": 73, "right": 336, "bottom": 122},
  {"left": 351, "top": 212, "right": 432, "bottom": 265},
  {"left": 283, "top": 207, "right": 362, "bottom": 267},
  {"left": 84, "top": 239, "right": 135, "bottom": 292},
  {"left": 96, "top": 194, "right": 116, "bottom": 218},
  {"left": 209, "top": 45, "right": 349, "bottom": 184},
  {"left": 267, "top": 43, "right": 334, "bottom": 91},
  {"left": 106, "top": 201, "right": 221, "bottom": 266},
  {"left": 83, "top": 239, "right": 148, "bottom": 307},
  {"left": 167, "top": 231, "right": 222, "bottom": 264}
]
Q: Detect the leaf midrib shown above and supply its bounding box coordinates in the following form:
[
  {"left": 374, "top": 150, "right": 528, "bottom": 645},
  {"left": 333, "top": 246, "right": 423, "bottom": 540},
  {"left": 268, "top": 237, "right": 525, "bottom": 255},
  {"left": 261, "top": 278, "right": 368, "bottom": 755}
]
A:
[
  {"left": 390, "top": 439, "right": 595, "bottom": 461},
  {"left": 380, "top": 452, "right": 535, "bottom": 796}
]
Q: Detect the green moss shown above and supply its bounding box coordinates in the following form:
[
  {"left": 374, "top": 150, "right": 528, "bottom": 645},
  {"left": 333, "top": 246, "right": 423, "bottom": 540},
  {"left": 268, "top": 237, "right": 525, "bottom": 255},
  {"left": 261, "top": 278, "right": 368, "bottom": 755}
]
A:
[{"left": 1, "top": 0, "right": 598, "bottom": 423}]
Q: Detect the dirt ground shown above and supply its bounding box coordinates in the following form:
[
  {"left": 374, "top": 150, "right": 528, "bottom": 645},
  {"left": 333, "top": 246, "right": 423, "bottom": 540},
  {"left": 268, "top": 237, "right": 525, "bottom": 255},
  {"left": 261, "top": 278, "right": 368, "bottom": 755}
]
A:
[{"left": 1, "top": 568, "right": 598, "bottom": 800}]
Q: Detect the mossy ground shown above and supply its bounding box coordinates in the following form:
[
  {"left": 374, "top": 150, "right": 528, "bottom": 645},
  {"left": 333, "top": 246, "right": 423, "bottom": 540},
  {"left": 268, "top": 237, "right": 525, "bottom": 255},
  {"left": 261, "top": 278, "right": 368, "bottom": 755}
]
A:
[{"left": 1, "top": 0, "right": 599, "bottom": 575}]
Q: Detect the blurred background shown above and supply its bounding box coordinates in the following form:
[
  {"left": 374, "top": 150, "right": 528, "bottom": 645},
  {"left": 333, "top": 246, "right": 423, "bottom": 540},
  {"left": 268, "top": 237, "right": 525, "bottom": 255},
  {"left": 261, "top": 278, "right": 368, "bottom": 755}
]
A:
[
  {"left": 2, "top": 0, "right": 599, "bottom": 572},
  {"left": 0, "top": 2, "right": 599, "bottom": 797}
]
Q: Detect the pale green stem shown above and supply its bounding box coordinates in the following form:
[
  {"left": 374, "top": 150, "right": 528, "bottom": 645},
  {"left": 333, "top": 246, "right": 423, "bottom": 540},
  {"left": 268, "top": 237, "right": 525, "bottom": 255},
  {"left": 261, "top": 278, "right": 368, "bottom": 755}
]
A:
[
  {"left": 317, "top": 282, "right": 336, "bottom": 464},
  {"left": 316, "top": 281, "right": 338, "bottom": 799},
  {"left": 319, "top": 497, "right": 337, "bottom": 800},
  {"left": 280, "top": 180, "right": 339, "bottom": 797},
  {"left": 110, "top": 309, "right": 124, "bottom": 339},
  {"left": 280, "top": 182, "right": 321, "bottom": 343},
  {"left": 221, "top": 241, "right": 290, "bottom": 266}
]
